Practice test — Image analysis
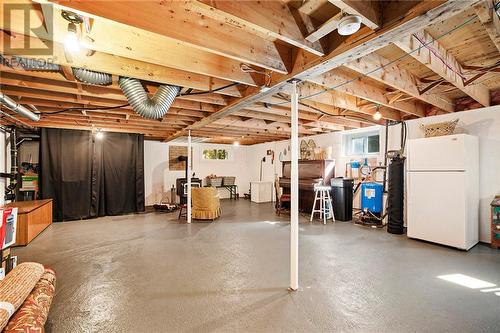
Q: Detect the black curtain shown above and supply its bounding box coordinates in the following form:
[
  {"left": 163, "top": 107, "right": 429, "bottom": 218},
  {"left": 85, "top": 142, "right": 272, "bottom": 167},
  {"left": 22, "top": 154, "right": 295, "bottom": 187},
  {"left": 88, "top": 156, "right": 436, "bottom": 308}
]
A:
[{"left": 40, "top": 128, "right": 145, "bottom": 221}]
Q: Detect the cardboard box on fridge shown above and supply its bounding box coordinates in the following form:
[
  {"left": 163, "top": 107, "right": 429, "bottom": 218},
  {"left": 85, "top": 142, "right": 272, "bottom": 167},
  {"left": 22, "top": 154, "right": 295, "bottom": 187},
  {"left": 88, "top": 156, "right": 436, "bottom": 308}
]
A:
[{"left": 1, "top": 208, "right": 18, "bottom": 249}]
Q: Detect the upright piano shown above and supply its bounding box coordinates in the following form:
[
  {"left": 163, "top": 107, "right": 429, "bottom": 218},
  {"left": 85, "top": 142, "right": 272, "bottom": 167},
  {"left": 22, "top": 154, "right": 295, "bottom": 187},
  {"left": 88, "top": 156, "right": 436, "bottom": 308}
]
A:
[{"left": 279, "top": 160, "right": 335, "bottom": 213}]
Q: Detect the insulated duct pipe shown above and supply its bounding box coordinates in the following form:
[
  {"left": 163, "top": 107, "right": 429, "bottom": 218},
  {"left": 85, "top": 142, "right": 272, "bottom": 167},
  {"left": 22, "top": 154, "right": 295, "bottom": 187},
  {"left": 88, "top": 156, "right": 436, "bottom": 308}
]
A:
[
  {"left": 72, "top": 67, "right": 112, "bottom": 86},
  {"left": 0, "top": 92, "right": 40, "bottom": 122},
  {"left": 119, "top": 77, "right": 180, "bottom": 119}
]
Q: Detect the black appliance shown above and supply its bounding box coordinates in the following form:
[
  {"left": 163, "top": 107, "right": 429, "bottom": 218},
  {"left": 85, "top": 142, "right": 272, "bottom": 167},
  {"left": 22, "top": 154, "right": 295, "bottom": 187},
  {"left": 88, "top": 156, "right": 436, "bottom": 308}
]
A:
[
  {"left": 175, "top": 155, "right": 201, "bottom": 205},
  {"left": 387, "top": 156, "right": 405, "bottom": 234},
  {"left": 176, "top": 177, "right": 202, "bottom": 204},
  {"left": 331, "top": 177, "right": 354, "bottom": 221}
]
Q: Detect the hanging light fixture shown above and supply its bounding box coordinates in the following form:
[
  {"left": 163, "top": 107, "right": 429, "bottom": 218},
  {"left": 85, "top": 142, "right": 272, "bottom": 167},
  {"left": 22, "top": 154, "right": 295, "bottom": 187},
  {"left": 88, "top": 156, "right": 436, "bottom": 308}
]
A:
[
  {"left": 373, "top": 105, "right": 382, "bottom": 120},
  {"left": 95, "top": 129, "right": 104, "bottom": 140},
  {"left": 61, "top": 11, "right": 83, "bottom": 53},
  {"left": 337, "top": 14, "right": 362, "bottom": 36},
  {"left": 64, "top": 22, "right": 80, "bottom": 53}
]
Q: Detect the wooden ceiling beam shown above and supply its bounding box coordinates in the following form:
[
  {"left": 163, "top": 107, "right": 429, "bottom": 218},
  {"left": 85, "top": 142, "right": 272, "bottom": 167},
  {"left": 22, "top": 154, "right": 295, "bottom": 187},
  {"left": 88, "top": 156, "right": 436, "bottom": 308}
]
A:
[
  {"left": 47, "top": 0, "right": 289, "bottom": 73},
  {"left": 244, "top": 103, "right": 352, "bottom": 129},
  {"left": 26, "top": 120, "right": 177, "bottom": 136},
  {"left": 295, "top": 81, "right": 402, "bottom": 120},
  {"left": 309, "top": 67, "right": 426, "bottom": 117},
  {"left": 0, "top": 86, "right": 219, "bottom": 116},
  {"left": 39, "top": 114, "right": 188, "bottom": 129},
  {"left": 344, "top": 52, "right": 454, "bottom": 112},
  {"left": 394, "top": 30, "right": 491, "bottom": 107},
  {"left": 1, "top": 66, "right": 238, "bottom": 104},
  {"left": 190, "top": 0, "right": 324, "bottom": 56},
  {"left": 474, "top": 0, "right": 500, "bottom": 52},
  {"left": 1, "top": 0, "right": 262, "bottom": 85},
  {"left": 296, "top": 98, "right": 382, "bottom": 126},
  {"left": 201, "top": 125, "right": 291, "bottom": 138},
  {"left": 164, "top": 0, "right": 471, "bottom": 141},
  {"left": 215, "top": 115, "right": 319, "bottom": 136},
  {"left": 190, "top": 129, "right": 287, "bottom": 141},
  {"left": 0, "top": 33, "right": 251, "bottom": 93},
  {"left": 233, "top": 109, "right": 344, "bottom": 131},
  {"left": 306, "top": 12, "right": 342, "bottom": 42},
  {"left": 328, "top": 0, "right": 381, "bottom": 30},
  {"left": 0, "top": 74, "right": 222, "bottom": 112}
]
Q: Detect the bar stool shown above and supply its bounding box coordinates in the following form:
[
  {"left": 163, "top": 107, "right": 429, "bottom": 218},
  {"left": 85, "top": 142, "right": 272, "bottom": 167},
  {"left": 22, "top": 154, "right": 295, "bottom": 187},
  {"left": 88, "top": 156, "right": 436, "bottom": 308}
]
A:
[{"left": 310, "top": 185, "right": 335, "bottom": 224}]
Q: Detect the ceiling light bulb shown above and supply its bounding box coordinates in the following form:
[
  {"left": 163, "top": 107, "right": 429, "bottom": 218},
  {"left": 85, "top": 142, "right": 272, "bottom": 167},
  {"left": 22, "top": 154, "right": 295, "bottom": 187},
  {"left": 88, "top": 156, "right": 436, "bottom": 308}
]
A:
[
  {"left": 338, "top": 15, "right": 362, "bottom": 36},
  {"left": 64, "top": 22, "right": 80, "bottom": 53},
  {"left": 233, "top": 141, "right": 239, "bottom": 146},
  {"left": 373, "top": 111, "right": 382, "bottom": 120},
  {"left": 95, "top": 131, "right": 104, "bottom": 139}
]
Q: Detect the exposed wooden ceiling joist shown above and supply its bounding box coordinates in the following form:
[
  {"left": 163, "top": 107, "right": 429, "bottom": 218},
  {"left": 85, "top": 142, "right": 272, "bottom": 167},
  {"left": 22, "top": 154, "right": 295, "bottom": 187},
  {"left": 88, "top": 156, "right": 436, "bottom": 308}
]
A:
[
  {"left": 394, "top": 29, "right": 491, "bottom": 107},
  {"left": 474, "top": 0, "right": 500, "bottom": 52},
  {"left": 309, "top": 67, "right": 426, "bottom": 117},
  {"left": 163, "top": 0, "right": 478, "bottom": 141},
  {"left": 305, "top": 12, "right": 342, "bottom": 42},
  {"left": 344, "top": 52, "right": 455, "bottom": 112},
  {"left": 47, "top": 0, "right": 290, "bottom": 73},
  {"left": 295, "top": 82, "right": 402, "bottom": 121},
  {"left": 0, "top": 0, "right": 257, "bottom": 86},
  {"left": 328, "top": 0, "right": 381, "bottom": 30},
  {"left": 0, "top": 33, "right": 253, "bottom": 94},
  {"left": 189, "top": 0, "right": 325, "bottom": 56}
]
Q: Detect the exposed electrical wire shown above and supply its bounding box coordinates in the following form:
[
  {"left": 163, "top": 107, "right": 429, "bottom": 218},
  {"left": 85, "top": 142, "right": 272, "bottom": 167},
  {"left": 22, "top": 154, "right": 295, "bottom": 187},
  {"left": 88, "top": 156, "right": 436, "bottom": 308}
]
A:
[
  {"left": 264, "top": 15, "right": 478, "bottom": 107},
  {"left": 177, "top": 82, "right": 240, "bottom": 96},
  {"left": 240, "top": 63, "right": 272, "bottom": 87},
  {"left": 412, "top": 32, "right": 467, "bottom": 80},
  {"left": 41, "top": 103, "right": 130, "bottom": 116},
  {"left": 275, "top": 93, "right": 380, "bottom": 126}
]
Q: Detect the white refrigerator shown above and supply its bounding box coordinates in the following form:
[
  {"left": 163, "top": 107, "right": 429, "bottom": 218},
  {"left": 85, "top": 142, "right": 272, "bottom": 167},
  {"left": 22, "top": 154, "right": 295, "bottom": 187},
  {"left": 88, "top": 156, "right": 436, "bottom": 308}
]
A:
[{"left": 407, "top": 134, "right": 479, "bottom": 250}]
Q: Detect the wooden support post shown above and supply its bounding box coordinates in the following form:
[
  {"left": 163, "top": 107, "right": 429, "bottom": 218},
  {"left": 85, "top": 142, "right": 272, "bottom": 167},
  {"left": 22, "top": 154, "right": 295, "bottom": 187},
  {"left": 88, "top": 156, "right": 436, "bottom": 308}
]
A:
[
  {"left": 290, "top": 79, "right": 299, "bottom": 291},
  {"left": 187, "top": 130, "right": 192, "bottom": 224}
]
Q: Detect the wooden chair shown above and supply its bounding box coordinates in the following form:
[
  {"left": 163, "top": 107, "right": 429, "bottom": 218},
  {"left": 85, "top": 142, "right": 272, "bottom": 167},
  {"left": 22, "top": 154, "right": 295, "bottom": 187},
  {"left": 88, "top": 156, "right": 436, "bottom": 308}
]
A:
[{"left": 275, "top": 179, "right": 290, "bottom": 216}]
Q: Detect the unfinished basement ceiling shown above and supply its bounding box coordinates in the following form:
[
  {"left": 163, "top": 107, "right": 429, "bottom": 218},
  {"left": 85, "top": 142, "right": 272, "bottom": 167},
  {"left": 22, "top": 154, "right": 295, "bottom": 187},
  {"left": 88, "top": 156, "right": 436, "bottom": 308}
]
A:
[{"left": 0, "top": 0, "right": 499, "bottom": 144}]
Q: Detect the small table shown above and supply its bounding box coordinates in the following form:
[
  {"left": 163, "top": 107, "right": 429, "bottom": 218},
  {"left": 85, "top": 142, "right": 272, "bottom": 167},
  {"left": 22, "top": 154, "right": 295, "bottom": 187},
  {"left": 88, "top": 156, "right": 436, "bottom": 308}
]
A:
[{"left": 207, "top": 185, "right": 239, "bottom": 200}]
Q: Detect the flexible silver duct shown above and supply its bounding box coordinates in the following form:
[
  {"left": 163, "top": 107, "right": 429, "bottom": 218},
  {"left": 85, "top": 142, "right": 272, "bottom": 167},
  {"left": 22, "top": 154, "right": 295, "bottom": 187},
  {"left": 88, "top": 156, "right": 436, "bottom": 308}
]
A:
[
  {"left": 72, "top": 67, "right": 112, "bottom": 85},
  {"left": 118, "top": 77, "right": 180, "bottom": 119},
  {"left": 0, "top": 92, "right": 40, "bottom": 122}
]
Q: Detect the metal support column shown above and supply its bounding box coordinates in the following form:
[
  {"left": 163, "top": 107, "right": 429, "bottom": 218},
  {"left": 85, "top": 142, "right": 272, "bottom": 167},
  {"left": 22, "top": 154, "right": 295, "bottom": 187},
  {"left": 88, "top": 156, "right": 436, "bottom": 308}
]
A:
[
  {"left": 289, "top": 79, "right": 299, "bottom": 291},
  {"left": 187, "top": 130, "right": 192, "bottom": 224}
]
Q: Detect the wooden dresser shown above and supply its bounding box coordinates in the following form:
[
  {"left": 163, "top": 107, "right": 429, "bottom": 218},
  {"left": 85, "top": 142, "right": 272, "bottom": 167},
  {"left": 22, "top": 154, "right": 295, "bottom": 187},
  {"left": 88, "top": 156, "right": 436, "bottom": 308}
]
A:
[{"left": 4, "top": 199, "right": 53, "bottom": 246}]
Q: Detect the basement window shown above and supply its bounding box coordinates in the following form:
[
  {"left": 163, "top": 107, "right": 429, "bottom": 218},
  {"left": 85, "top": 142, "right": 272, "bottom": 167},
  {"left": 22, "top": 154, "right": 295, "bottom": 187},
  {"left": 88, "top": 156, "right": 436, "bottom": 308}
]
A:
[
  {"left": 202, "top": 148, "right": 229, "bottom": 160},
  {"left": 343, "top": 130, "right": 380, "bottom": 156}
]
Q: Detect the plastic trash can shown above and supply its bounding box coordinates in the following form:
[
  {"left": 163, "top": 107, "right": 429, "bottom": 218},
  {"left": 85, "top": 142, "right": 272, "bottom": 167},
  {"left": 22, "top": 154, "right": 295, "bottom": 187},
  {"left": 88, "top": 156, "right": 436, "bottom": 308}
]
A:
[{"left": 331, "top": 177, "right": 354, "bottom": 221}]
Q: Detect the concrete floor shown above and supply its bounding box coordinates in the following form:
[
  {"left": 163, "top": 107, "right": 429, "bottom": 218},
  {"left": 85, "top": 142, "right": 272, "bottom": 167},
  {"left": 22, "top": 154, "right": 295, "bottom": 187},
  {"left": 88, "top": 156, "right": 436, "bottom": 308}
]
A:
[{"left": 13, "top": 200, "right": 500, "bottom": 333}]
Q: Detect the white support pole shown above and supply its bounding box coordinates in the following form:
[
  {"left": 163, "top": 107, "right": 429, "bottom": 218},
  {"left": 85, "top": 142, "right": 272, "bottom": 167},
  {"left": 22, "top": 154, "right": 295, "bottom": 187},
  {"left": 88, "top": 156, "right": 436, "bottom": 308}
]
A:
[
  {"left": 187, "top": 130, "right": 192, "bottom": 224},
  {"left": 290, "top": 80, "right": 299, "bottom": 291}
]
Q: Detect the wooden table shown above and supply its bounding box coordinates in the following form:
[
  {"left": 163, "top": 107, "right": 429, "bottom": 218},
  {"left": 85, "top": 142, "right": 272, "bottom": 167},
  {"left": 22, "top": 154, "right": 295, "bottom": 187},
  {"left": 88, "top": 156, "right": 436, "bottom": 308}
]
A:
[{"left": 4, "top": 199, "right": 53, "bottom": 246}]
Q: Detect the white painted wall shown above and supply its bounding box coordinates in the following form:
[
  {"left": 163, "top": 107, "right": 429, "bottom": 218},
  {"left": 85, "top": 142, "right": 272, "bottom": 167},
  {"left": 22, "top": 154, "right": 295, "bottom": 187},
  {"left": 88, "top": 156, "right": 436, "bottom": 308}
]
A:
[{"left": 144, "top": 141, "right": 250, "bottom": 205}]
